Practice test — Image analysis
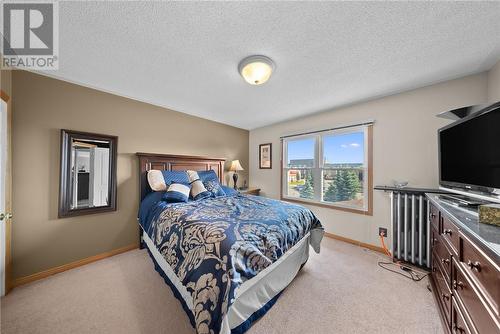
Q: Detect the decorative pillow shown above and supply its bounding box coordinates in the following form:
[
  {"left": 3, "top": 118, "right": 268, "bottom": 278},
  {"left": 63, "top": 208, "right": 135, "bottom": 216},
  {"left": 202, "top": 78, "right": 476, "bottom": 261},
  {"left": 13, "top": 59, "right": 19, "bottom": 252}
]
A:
[
  {"left": 147, "top": 170, "right": 168, "bottom": 191},
  {"left": 147, "top": 170, "right": 190, "bottom": 191},
  {"left": 198, "top": 171, "right": 225, "bottom": 197},
  {"left": 187, "top": 170, "right": 212, "bottom": 200},
  {"left": 186, "top": 170, "right": 200, "bottom": 182},
  {"left": 162, "top": 182, "right": 191, "bottom": 203},
  {"left": 205, "top": 181, "right": 224, "bottom": 197},
  {"left": 190, "top": 180, "right": 213, "bottom": 200},
  {"left": 197, "top": 170, "right": 219, "bottom": 182},
  {"left": 221, "top": 185, "right": 238, "bottom": 196}
]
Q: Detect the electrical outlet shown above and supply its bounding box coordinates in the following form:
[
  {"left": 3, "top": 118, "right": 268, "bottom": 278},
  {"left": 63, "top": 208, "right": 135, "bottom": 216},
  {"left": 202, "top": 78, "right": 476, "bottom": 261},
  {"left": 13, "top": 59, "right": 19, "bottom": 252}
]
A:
[{"left": 379, "top": 227, "right": 388, "bottom": 237}]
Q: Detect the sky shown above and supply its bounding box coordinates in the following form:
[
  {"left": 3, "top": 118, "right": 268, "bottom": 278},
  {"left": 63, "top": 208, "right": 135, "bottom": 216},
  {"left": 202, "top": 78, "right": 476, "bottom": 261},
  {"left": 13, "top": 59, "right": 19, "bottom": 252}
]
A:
[{"left": 287, "top": 132, "right": 364, "bottom": 164}]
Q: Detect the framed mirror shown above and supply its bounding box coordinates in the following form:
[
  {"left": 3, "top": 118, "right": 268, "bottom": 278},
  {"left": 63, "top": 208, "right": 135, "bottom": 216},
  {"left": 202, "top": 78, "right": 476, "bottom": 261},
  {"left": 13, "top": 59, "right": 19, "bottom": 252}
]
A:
[{"left": 59, "top": 130, "right": 118, "bottom": 218}]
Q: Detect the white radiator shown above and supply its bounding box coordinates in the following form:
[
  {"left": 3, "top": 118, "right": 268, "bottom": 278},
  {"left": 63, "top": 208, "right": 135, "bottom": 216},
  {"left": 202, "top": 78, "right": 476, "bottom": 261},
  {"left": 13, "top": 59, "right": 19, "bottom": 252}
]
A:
[{"left": 390, "top": 191, "right": 430, "bottom": 268}]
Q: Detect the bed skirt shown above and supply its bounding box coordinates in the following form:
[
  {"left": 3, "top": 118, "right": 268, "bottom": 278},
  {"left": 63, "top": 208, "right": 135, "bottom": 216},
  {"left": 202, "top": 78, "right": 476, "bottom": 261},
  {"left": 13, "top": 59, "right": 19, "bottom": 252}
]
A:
[{"left": 142, "top": 229, "right": 317, "bottom": 334}]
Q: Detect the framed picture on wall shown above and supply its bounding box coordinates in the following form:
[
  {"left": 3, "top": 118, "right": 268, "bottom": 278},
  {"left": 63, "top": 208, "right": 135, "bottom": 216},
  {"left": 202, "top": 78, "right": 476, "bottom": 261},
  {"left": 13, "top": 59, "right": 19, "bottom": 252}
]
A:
[{"left": 259, "top": 143, "right": 272, "bottom": 169}]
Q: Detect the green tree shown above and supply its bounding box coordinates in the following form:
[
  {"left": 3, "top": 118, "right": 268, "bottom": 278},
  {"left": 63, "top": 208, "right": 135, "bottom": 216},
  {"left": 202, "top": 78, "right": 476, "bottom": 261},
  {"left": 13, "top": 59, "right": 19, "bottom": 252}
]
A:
[
  {"left": 324, "top": 170, "right": 361, "bottom": 202},
  {"left": 300, "top": 171, "right": 314, "bottom": 199}
]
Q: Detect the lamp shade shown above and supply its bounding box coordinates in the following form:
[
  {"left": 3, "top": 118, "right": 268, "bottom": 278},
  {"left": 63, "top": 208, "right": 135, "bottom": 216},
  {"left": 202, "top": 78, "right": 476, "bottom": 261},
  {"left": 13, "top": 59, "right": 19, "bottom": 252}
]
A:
[{"left": 229, "top": 160, "right": 244, "bottom": 172}]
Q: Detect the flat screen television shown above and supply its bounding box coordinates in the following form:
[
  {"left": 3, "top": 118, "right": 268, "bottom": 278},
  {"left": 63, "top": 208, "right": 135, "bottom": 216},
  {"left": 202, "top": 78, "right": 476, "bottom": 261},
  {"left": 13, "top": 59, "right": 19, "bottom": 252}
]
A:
[{"left": 439, "top": 101, "right": 500, "bottom": 203}]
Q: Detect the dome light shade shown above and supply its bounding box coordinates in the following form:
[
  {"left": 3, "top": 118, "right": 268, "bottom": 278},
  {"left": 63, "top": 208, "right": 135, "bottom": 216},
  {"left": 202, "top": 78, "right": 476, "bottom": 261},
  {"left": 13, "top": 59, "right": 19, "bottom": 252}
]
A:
[{"left": 238, "top": 55, "right": 275, "bottom": 85}]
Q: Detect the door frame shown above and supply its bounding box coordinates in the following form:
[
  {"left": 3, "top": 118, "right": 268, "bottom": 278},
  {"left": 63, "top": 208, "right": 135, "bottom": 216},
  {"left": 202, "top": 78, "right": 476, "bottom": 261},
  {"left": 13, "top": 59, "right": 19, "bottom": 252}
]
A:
[{"left": 1, "top": 89, "right": 12, "bottom": 294}]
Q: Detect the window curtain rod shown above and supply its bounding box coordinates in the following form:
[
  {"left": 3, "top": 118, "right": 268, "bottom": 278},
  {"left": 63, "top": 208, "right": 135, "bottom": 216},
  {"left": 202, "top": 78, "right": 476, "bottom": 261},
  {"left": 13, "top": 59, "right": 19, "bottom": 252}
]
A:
[{"left": 280, "top": 120, "right": 374, "bottom": 139}]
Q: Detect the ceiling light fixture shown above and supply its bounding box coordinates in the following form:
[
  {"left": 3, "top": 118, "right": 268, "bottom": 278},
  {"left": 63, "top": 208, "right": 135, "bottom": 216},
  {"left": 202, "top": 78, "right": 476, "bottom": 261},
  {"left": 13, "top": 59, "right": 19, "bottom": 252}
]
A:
[{"left": 238, "top": 55, "right": 275, "bottom": 85}]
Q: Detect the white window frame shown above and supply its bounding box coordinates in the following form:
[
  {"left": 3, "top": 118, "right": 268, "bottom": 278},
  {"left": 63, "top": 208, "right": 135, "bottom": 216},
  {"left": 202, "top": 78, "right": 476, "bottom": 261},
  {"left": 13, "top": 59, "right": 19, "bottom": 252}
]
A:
[{"left": 281, "top": 124, "right": 372, "bottom": 215}]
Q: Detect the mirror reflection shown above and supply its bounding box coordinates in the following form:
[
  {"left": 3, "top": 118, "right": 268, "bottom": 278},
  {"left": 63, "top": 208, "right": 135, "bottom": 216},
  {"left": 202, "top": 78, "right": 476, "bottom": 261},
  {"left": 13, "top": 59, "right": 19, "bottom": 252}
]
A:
[{"left": 70, "top": 138, "right": 110, "bottom": 209}]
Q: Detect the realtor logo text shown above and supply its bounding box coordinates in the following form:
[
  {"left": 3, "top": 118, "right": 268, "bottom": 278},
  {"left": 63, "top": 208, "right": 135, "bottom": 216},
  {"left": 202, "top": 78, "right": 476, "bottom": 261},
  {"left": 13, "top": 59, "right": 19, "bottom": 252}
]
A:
[{"left": 1, "top": 1, "right": 59, "bottom": 70}]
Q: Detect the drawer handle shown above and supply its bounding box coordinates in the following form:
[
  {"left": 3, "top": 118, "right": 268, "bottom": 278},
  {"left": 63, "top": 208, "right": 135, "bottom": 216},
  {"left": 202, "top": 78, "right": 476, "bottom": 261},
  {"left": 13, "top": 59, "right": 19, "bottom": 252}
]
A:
[
  {"left": 430, "top": 213, "right": 436, "bottom": 219},
  {"left": 453, "top": 280, "right": 464, "bottom": 290},
  {"left": 441, "top": 258, "right": 450, "bottom": 265},
  {"left": 443, "top": 229, "right": 453, "bottom": 236},
  {"left": 442, "top": 293, "right": 450, "bottom": 301},
  {"left": 467, "top": 260, "right": 481, "bottom": 272}
]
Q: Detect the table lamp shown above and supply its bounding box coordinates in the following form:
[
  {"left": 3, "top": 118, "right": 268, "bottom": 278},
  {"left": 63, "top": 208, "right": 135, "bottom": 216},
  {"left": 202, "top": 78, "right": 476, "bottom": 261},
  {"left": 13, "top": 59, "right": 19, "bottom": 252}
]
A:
[{"left": 229, "top": 160, "right": 244, "bottom": 190}]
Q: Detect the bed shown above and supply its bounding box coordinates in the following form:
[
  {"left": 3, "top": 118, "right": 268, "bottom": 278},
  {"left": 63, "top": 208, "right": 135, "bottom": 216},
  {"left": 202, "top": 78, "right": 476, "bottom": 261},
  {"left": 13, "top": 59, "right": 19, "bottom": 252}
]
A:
[{"left": 137, "top": 153, "right": 324, "bottom": 334}]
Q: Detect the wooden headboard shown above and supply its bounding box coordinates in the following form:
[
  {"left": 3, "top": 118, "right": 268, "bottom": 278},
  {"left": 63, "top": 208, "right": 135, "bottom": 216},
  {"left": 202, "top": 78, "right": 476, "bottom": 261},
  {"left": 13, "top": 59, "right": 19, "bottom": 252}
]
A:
[{"left": 137, "top": 153, "right": 225, "bottom": 202}]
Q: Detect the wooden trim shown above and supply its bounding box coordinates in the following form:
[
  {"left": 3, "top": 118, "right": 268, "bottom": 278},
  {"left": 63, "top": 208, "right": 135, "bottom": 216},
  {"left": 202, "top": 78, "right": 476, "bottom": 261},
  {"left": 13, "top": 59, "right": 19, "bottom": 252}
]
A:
[
  {"left": 12, "top": 243, "right": 137, "bottom": 288},
  {"left": 282, "top": 197, "right": 373, "bottom": 215},
  {"left": 0, "top": 90, "right": 10, "bottom": 102},
  {"left": 3, "top": 91, "right": 13, "bottom": 293},
  {"left": 280, "top": 124, "right": 373, "bottom": 216},
  {"left": 73, "top": 141, "right": 98, "bottom": 148},
  {"left": 324, "top": 232, "right": 385, "bottom": 254},
  {"left": 366, "top": 125, "right": 373, "bottom": 215}
]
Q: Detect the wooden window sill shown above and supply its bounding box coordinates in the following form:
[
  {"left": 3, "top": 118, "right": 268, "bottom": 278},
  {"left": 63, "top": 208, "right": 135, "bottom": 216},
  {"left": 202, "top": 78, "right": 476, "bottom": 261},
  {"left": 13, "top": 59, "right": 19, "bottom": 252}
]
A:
[{"left": 280, "top": 196, "right": 373, "bottom": 216}]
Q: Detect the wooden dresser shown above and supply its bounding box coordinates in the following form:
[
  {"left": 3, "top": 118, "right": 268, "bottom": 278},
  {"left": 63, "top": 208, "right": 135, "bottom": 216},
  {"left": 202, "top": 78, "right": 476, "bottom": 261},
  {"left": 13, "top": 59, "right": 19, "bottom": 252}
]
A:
[{"left": 427, "top": 194, "right": 500, "bottom": 334}]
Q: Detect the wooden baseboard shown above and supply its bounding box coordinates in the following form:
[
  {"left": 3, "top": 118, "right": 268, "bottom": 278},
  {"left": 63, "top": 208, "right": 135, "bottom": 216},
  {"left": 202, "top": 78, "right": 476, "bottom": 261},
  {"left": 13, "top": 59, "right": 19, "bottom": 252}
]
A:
[
  {"left": 324, "top": 232, "right": 386, "bottom": 254},
  {"left": 11, "top": 243, "right": 138, "bottom": 288}
]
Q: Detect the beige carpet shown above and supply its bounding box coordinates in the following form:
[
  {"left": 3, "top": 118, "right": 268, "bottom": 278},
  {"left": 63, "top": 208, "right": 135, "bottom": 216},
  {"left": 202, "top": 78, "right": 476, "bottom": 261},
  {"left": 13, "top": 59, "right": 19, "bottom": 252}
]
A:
[{"left": 1, "top": 237, "right": 442, "bottom": 334}]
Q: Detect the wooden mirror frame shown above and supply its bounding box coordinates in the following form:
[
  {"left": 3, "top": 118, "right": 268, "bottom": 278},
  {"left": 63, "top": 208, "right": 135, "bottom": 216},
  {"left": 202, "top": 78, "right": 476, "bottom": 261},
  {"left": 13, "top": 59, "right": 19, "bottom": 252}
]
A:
[{"left": 58, "top": 129, "right": 118, "bottom": 218}]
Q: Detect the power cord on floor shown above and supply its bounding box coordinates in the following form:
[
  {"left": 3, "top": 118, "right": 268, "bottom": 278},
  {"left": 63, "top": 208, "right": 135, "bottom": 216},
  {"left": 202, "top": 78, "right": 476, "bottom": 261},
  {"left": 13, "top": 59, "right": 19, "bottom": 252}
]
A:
[
  {"left": 377, "top": 232, "right": 430, "bottom": 283},
  {"left": 377, "top": 261, "right": 429, "bottom": 282}
]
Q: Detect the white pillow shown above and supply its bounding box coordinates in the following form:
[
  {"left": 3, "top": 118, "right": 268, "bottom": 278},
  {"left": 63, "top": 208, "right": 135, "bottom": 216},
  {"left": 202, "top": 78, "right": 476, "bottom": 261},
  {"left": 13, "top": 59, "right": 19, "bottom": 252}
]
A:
[
  {"left": 147, "top": 170, "right": 167, "bottom": 191},
  {"left": 186, "top": 170, "right": 199, "bottom": 182},
  {"left": 187, "top": 170, "right": 212, "bottom": 200},
  {"left": 164, "top": 183, "right": 191, "bottom": 203}
]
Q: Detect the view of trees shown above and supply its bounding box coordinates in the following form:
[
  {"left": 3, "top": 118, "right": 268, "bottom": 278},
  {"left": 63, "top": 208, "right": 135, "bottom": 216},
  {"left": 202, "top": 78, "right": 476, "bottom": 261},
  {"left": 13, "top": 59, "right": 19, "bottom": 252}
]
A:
[
  {"left": 299, "top": 172, "right": 314, "bottom": 199},
  {"left": 323, "top": 170, "right": 361, "bottom": 202},
  {"left": 289, "top": 168, "right": 363, "bottom": 206}
]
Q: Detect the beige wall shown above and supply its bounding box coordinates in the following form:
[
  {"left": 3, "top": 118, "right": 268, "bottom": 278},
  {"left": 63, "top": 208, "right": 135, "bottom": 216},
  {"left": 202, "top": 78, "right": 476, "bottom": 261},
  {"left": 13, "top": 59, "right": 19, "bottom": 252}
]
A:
[
  {"left": 488, "top": 60, "right": 500, "bottom": 103},
  {"left": 11, "top": 71, "right": 249, "bottom": 279},
  {"left": 249, "top": 73, "right": 488, "bottom": 249}
]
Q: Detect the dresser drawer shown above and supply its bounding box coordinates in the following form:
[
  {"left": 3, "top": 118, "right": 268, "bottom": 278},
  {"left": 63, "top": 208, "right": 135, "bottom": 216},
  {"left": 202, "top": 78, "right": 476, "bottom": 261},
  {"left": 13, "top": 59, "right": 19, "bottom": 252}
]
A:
[
  {"left": 430, "top": 204, "right": 440, "bottom": 231},
  {"left": 434, "top": 233, "right": 453, "bottom": 281},
  {"left": 459, "top": 232, "right": 500, "bottom": 317},
  {"left": 452, "top": 260, "right": 500, "bottom": 334},
  {"left": 442, "top": 215, "right": 459, "bottom": 255},
  {"left": 433, "top": 252, "right": 452, "bottom": 326},
  {"left": 452, "top": 297, "right": 475, "bottom": 334}
]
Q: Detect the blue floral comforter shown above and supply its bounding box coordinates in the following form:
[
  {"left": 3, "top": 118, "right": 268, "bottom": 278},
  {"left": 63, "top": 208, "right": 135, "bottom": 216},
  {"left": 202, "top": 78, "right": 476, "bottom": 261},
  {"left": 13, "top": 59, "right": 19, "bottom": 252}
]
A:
[{"left": 139, "top": 193, "right": 323, "bottom": 334}]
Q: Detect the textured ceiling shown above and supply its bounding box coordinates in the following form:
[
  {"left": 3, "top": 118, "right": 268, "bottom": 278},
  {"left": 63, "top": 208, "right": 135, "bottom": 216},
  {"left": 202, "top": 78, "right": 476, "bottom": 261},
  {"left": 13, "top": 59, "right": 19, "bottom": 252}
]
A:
[{"left": 43, "top": 1, "right": 500, "bottom": 129}]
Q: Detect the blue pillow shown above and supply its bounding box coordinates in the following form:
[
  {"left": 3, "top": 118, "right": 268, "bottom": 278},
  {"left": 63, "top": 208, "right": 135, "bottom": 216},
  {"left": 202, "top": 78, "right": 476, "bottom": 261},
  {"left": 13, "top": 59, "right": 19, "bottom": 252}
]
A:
[
  {"left": 197, "top": 170, "right": 218, "bottom": 182},
  {"left": 221, "top": 185, "right": 238, "bottom": 196},
  {"left": 198, "top": 170, "right": 225, "bottom": 197},
  {"left": 162, "top": 171, "right": 190, "bottom": 186},
  {"left": 163, "top": 182, "right": 191, "bottom": 203}
]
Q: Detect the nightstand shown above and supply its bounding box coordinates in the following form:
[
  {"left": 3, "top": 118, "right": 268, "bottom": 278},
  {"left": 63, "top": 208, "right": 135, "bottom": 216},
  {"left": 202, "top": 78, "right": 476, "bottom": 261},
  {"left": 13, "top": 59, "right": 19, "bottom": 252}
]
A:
[{"left": 239, "top": 187, "right": 261, "bottom": 196}]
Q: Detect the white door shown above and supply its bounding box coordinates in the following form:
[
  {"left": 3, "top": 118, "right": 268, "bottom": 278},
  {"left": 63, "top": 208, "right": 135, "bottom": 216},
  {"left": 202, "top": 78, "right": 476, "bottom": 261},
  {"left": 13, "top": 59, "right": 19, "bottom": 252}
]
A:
[
  {"left": 90, "top": 147, "right": 109, "bottom": 207},
  {"left": 0, "top": 98, "right": 8, "bottom": 296}
]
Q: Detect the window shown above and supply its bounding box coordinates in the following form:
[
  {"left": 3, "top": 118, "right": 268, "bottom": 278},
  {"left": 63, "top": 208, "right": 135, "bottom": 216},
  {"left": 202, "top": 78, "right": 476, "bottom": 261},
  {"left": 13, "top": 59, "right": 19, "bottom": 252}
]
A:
[{"left": 281, "top": 124, "right": 372, "bottom": 215}]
